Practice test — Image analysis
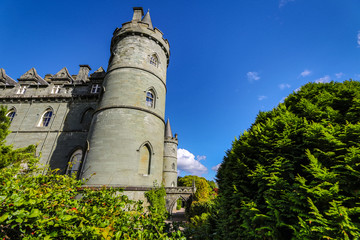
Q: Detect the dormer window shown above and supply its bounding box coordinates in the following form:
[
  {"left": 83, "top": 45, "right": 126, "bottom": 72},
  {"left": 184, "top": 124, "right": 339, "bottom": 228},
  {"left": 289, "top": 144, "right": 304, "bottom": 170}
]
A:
[
  {"left": 17, "top": 86, "right": 27, "bottom": 94},
  {"left": 51, "top": 85, "right": 61, "bottom": 94},
  {"left": 149, "top": 54, "right": 158, "bottom": 67},
  {"left": 91, "top": 84, "right": 101, "bottom": 93},
  {"left": 146, "top": 91, "right": 155, "bottom": 108}
]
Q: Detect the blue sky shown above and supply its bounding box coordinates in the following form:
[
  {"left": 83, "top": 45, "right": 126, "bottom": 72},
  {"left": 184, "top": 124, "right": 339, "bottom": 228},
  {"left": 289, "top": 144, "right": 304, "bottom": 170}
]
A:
[{"left": 1, "top": 0, "right": 360, "bottom": 181}]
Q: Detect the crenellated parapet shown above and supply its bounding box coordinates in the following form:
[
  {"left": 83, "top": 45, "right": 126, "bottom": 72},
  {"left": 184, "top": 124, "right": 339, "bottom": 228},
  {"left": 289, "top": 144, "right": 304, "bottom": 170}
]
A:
[
  {"left": 109, "top": 7, "right": 170, "bottom": 71},
  {"left": 112, "top": 24, "right": 170, "bottom": 64}
]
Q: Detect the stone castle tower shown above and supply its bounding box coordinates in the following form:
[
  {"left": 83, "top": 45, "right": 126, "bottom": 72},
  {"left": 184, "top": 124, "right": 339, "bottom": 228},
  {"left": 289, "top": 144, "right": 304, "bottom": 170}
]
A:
[
  {"left": 0, "top": 7, "right": 193, "bottom": 209},
  {"left": 0, "top": 7, "right": 178, "bottom": 188},
  {"left": 82, "top": 7, "right": 178, "bottom": 188}
]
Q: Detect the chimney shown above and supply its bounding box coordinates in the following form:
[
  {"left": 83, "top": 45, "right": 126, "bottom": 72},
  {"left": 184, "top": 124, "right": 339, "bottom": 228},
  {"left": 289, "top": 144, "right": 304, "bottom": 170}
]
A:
[
  {"left": 132, "top": 7, "right": 144, "bottom": 21},
  {"left": 76, "top": 65, "right": 91, "bottom": 82}
]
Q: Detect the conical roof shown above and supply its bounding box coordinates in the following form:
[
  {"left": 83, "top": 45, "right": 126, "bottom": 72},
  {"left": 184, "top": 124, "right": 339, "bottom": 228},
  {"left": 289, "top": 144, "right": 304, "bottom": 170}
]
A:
[
  {"left": 141, "top": 10, "right": 153, "bottom": 29},
  {"left": 165, "top": 119, "right": 173, "bottom": 138}
]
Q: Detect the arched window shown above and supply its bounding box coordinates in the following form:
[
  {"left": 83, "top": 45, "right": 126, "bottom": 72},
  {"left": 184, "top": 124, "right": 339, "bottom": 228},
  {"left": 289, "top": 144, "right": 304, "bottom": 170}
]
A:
[
  {"left": 149, "top": 54, "right": 158, "bottom": 67},
  {"left": 80, "top": 108, "right": 94, "bottom": 130},
  {"left": 6, "top": 109, "right": 16, "bottom": 122},
  {"left": 171, "top": 163, "right": 175, "bottom": 170},
  {"left": 146, "top": 91, "right": 155, "bottom": 108},
  {"left": 138, "top": 143, "right": 152, "bottom": 175},
  {"left": 66, "top": 149, "right": 83, "bottom": 176},
  {"left": 171, "top": 181, "right": 176, "bottom": 187},
  {"left": 38, "top": 109, "right": 53, "bottom": 127}
]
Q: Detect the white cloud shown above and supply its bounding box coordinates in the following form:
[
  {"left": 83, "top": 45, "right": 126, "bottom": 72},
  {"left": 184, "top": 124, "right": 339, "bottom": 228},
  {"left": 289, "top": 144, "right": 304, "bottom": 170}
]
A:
[
  {"left": 279, "top": 0, "right": 295, "bottom": 8},
  {"left": 335, "top": 72, "right": 344, "bottom": 79},
  {"left": 300, "top": 69, "right": 311, "bottom": 77},
  {"left": 258, "top": 95, "right": 267, "bottom": 101},
  {"left": 211, "top": 163, "right": 221, "bottom": 172},
  {"left": 294, "top": 87, "right": 301, "bottom": 92},
  {"left": 357, "top": 31, "right": 360, "bottom": 47},
  {"left": 247, "top": 72, "right": 260, "bottom": 82},
  {"left": 280, "top": 97, "right": 286, "bottom": 103},
  {"left": 197, "top": 155, "right": 206, "bottom": 161},
  {"left": 315, "top": 75, "right": 330, "bottom": 83},
  {"left": 177, "top": 149, "right": 208, "bottom": 176},
  {"left": 279, "top": 83, "right": 291, "bottom": 90}
]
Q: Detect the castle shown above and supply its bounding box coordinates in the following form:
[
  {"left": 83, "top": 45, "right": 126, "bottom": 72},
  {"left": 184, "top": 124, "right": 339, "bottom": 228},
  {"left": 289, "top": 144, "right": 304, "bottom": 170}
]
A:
[{"left": 0, "top": 7, "right": 192, "bottom": 207}]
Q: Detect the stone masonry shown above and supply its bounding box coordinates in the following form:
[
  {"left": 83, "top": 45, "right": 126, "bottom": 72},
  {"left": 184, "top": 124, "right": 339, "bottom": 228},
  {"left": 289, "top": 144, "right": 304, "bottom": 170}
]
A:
[{"left": 0, "top": 7, "right": 193, "bottom": 213}]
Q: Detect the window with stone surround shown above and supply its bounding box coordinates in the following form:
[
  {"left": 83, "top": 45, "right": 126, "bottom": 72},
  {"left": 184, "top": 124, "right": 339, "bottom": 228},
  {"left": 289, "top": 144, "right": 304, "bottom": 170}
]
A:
[
  {"left": 38, "top": 109, "right": 53, "bottom": 127},
  {"left": 150, "top": 54, "right": 159, "bottom": 67},
  {"left": 91, "top": 84, "right": 101, "bottom": 93},
  {"left": 17, "top": 86, "right": 27, "bottom": 94},
  {"left": 146, "top": 90, "right": 155, "bottom": 108},
  {"left": 66, "top": 149, "right": 83, "bottom": 177},
  {"left": 51, "top": 85, "right": 61, "bottom": 94},
  {"left": 6, "top": 108, "right": 16, "bottom": 122},
  {"left": 138, "top": 143, "right": 152, "bottom": 176}
]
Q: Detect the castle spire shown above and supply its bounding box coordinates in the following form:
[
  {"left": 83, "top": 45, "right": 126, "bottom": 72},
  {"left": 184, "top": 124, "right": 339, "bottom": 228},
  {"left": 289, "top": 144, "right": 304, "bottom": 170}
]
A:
[
  {"left": 165, "top": 119, "right": 173, "bottom": 138},
  {"left": 141, "top": 9, "right": 153, "bottom": 29}
]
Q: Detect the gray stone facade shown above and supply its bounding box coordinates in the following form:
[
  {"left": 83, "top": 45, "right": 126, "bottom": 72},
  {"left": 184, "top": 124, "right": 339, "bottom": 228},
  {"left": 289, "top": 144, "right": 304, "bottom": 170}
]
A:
[
  {"left": 0, "top": 65, "right": 103, "bottom": 174},
  {"left": 1, "top": 7, "right": 192, "bottom": 212}
]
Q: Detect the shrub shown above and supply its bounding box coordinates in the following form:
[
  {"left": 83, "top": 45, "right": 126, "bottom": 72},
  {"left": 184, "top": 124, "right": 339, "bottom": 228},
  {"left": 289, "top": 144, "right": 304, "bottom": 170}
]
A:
[{"left": 216, "top": 81, "right": 360, "bottom": 239}]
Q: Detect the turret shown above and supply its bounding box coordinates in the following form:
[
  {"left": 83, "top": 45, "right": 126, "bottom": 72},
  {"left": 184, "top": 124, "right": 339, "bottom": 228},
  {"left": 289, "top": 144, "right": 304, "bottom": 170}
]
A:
[
  {"left": 163, "top": 119, "right": 178, "bottom": 187},
  {"left": 81, "top": 7, "right": 170, "bottom": 187}
]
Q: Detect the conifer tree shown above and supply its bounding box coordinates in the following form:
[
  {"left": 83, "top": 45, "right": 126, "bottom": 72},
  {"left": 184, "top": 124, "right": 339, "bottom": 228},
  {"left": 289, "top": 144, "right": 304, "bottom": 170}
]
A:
[{"left": 216, "top": 81, "right": 360, "bottom": 239}]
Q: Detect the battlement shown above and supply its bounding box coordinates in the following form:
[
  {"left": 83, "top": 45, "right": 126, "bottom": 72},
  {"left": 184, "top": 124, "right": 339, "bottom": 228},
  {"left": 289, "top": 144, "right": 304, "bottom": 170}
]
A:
[{"left": 111, "top": 8, "right": 170, "bottom": 66}]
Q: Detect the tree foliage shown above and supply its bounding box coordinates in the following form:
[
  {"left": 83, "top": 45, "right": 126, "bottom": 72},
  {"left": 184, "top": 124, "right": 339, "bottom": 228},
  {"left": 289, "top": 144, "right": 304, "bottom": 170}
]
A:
[
  {"left": 0, "top": 107, "right": 185, "bottom": 239},
  {"left": 178, "top": 175, "right": 215, "bottom": 202},
  {"left": 0, "top": 106, "right": 37, "bottom": 169},
  {"left": 178, "top": 175, "right": 218, "bottom": 239},
  {"left": 145, "top": 183, "right": 168, "bottom": 217},
  {"left": 216, "top": 81, "right": 360, "bottom": 239}
]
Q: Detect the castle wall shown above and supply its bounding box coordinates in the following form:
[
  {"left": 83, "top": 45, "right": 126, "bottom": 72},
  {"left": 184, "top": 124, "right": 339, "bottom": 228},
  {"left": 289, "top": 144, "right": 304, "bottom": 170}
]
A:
[
  {"left": 108, "top": 35, "right": 168, "bottom": 84},
  {"left": 1, "top": 84, "right": 100, "bottom": 173},
  {"left": 1, "top": 8, "right": 182, "bottom": 204}
]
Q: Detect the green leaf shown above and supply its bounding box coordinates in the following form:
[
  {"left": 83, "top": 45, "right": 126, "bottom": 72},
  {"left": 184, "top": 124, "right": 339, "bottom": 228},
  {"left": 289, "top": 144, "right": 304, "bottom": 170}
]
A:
[
  {"left": 28, "top": 208, "right": 41, "bottom": 218},
  {"left": 61, "top": 215, "right": 73, "bottom": 221},
  {"left": 0, "top": 212, "right": 9, "bottom": 223}
]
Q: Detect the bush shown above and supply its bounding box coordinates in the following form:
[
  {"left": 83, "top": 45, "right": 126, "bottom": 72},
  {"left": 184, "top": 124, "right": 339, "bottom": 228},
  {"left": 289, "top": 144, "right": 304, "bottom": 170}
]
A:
[
  {"left": 145, "top": 183, "right": 168, "bottom": 217},
  {"left": 176, "top": 199, "right": 182, "bottom": 210},
  {"left": 0, "top": 106, "right": 185, "bottom": 239},
  {"left": 0, "top": 164, "right": 186, "bottom": 239},
  {"left": 216, "top": 81, "right": 360, "bottom": 239}
]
